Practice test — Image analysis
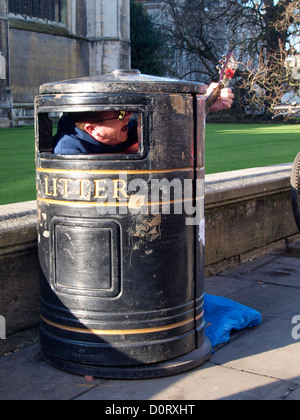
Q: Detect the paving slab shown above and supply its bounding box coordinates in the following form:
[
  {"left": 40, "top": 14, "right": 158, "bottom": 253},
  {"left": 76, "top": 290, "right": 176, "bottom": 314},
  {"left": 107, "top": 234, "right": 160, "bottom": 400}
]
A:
[
  {"left": 211, "top": 318, "right": 300, "bottom": 381},
  {"left": 218, "top": 255, "right": 278, "bottom": 278},
  {"left": 75, "top": 362, "right": 296, "bottom": 401},
  {"left": 237, "top": 256, "right": 300, "bottom": 288},
  {"left": 0, "top": 344, "right": 106, "bottom": 400},
  {"left": 226, "top": 282, "right": 300, "bottom": 319},
  {"left": 205, "top": 275, "right": 256, "bottom": 297},
  {"left": 0, "top": 343, "right": 295, "bottom": 401},
  {"left": 286, "top": 385, "right": 300, "bottom": 400}
]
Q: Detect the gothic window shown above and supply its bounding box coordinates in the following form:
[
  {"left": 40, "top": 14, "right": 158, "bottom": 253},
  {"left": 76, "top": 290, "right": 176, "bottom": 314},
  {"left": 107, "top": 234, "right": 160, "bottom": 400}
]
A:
[{"left": 8, "top": 0, "right": 67, "bottom": 24}]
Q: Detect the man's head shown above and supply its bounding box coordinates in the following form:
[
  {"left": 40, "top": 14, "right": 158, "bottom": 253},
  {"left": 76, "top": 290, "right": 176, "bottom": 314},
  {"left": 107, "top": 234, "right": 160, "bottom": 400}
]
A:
[{"left": 69, "top": 111, "right": 133, "bottom": 146}]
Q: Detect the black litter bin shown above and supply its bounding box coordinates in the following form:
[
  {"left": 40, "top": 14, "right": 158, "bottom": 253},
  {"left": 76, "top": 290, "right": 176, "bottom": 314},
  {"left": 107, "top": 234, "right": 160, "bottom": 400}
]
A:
[{"left": 35, "top": 69, "right": 211, "bottom": 379}]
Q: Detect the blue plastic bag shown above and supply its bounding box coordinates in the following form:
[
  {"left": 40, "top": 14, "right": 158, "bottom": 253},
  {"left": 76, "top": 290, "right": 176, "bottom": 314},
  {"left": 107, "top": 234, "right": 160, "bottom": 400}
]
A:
[{"left": 204, "top": 294, "right": 262, "bottom": 348}]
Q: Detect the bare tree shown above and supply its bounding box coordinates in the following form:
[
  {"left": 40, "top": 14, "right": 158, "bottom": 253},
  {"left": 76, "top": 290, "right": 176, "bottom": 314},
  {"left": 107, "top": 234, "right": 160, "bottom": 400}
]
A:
[
  {"left": 156, "top": 0, "right": 300, "bottom": 117},
  {"left": 157, "top": 0, "right": 243, "bottom": 82},
  {"left": 237, "top": 0, "right": 300, "bottom": 115},
  {"left": 240, "top": 47, "right": 299, "bottom": 115}
]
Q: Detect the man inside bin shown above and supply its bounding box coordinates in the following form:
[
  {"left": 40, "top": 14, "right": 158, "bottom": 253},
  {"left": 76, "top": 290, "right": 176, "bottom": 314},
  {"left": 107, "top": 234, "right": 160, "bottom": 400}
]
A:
[{"left": 53, "top": 84, "right": 234, "bottom": 155}]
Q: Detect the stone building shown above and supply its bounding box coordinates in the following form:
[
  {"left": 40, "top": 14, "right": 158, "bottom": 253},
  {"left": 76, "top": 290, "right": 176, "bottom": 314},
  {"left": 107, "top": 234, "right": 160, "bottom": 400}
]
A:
[{"left": 0, "top": 0, "right": 131, "bottom": 127}]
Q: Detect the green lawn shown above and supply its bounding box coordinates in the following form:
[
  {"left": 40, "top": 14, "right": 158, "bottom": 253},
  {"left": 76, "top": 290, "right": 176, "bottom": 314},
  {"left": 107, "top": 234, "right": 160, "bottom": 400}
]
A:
[
  {"left": 205, "top": 123, "right": 300, "bottom": 174},
  {"left": 0, "top": 123, "right": 300, "bottom": 205},
  {"left": 0, "top": 125, "right": 36, "bottom": 205}
]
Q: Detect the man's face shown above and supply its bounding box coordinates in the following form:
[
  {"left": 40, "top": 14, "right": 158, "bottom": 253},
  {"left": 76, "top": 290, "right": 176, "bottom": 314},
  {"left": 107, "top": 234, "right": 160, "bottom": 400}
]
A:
[{"left": 84, "top": 111, "right": 133, "bottom": 146}]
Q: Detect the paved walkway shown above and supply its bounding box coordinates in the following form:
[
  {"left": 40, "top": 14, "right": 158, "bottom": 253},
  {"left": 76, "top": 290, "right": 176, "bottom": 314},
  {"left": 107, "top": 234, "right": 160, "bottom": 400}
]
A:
[{"left": 1, "top": 242, "right": 300, "bottom": 400}]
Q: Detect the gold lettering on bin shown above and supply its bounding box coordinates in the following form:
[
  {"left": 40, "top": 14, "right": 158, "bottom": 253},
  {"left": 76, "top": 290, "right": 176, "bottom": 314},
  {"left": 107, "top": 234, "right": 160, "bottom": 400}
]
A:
[
  {"left": 113, "top": 179, "right": 129, "bottom": 199},
  {"left": 52, "top": 178, "right": 58, "bottom": 197},
  {"left": 44, "top": 177, "right": 58, "bottom": 197},
  {"left": 59, "top": 178, "right": 71, "bottom": 198},
  {"left": 44, "top": 177, "right": 52, "bottom": 196},
  {"left": 94, "top": 180, "right": 108, "bottom": 199},
  {"left": 79, "top": 179, "right": 89, "bottom": 199},
  {"left": 44, "top": 176, "right": 133, "bottom": 201},
  {"left": 44, "top": 177, "right": 70, "bottom": 198}
]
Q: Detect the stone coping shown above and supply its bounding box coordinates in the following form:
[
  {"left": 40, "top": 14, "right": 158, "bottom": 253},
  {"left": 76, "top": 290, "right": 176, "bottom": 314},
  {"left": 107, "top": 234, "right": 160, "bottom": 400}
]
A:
[
  {"left": 205, "top": 163, "right": 291, "bottom": 208},
  {"left": 0, "top": 200, "right": 37, "bottom": 256}
]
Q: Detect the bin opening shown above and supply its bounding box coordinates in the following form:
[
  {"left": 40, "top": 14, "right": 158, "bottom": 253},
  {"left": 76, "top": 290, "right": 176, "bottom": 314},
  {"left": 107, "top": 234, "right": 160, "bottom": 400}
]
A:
[{"left": 37, "top": 110, "right": 144, "bottom": 157}]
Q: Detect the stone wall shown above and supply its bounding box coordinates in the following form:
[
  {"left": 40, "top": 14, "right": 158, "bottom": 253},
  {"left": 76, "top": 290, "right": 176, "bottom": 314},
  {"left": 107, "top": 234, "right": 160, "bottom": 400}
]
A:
[
  {"left": 0, "top": 201, "right": 40, "bottom": 355},
  {"left": 9, "top": 25, "right": 90, "bottom": 103},
  {"left": 9, "top": 0, "right": 131, "bottom": 103},
  {"left": 205, "top": 164, "right": 299, "bottom": 275},
  {"left": 0, "top": 0, "right": 131, "bottom": 125},
  {"left": 0, "top": 164, "right": 299, "bottom": 354}
]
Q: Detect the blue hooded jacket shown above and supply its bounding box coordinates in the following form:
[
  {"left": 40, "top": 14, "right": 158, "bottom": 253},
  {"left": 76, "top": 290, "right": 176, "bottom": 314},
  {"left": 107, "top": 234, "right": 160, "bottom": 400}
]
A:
[{"left": 53, "top": 114, "right": 137, "bottom": 155}]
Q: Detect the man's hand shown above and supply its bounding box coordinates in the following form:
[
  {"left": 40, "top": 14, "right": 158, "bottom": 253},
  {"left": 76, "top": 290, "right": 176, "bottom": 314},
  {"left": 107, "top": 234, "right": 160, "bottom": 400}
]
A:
[{"left": 206, "top": 83, "right": 234, "bottom": 113}]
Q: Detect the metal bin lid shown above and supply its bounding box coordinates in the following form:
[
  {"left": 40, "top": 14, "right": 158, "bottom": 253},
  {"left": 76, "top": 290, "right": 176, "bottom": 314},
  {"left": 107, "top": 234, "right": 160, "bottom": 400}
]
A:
[{"left": 39, "top": 69, "right": 207, "bottom": 95}]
